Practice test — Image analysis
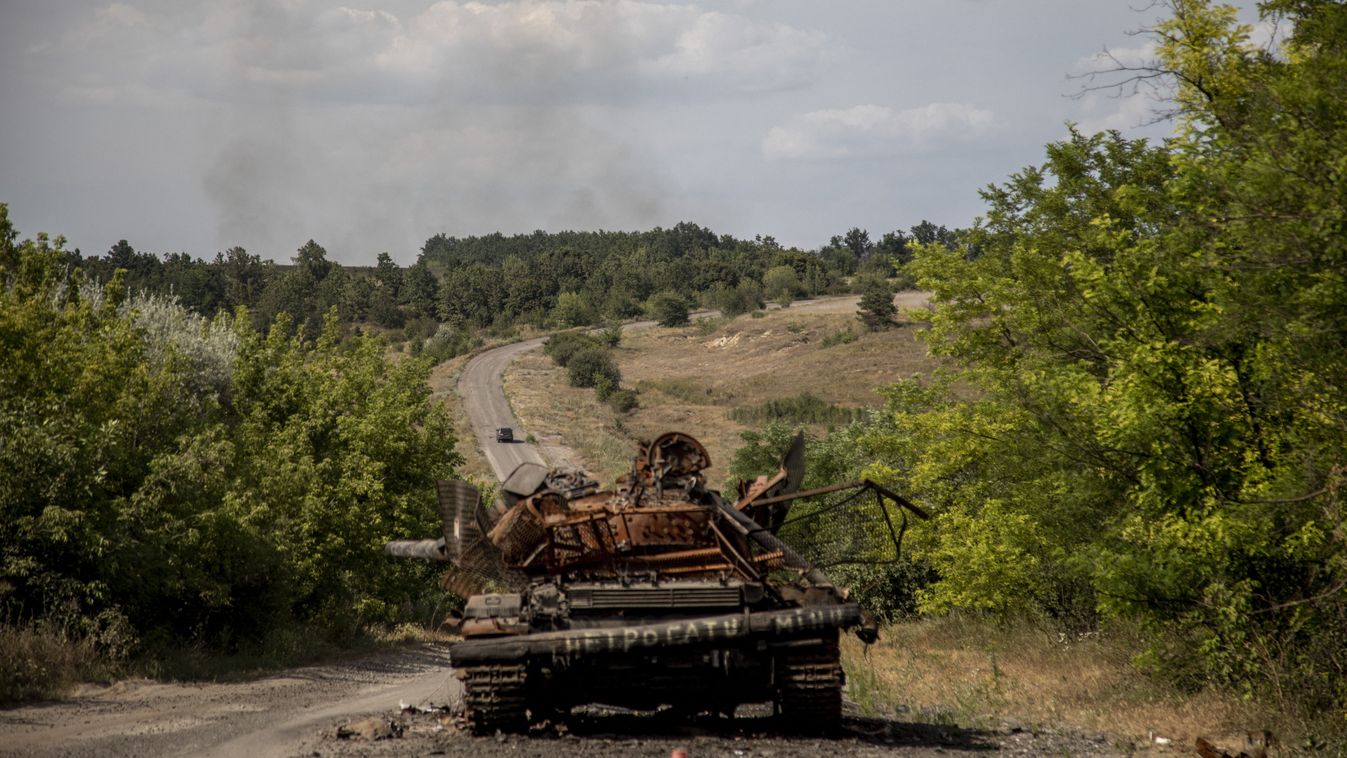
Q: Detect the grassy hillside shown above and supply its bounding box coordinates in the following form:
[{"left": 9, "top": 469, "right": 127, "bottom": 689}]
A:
[{"left": 505, "top": 297, "right": 932, "bottom": 484}]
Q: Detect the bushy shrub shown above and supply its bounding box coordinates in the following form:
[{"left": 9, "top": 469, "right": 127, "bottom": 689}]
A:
[
  {"left": 543, "top": 331, "right": 602, "bottom": 367},
  {"left": 607, "top": 388, "right": 639, "bottom": 413},
  {"left": 762, "top": 265, "right": 801, "bottom": 306},
  {"left": 707, "top": 280, "right": 764, "bottom": 317},
  {"left": 728, "top": 393, "right": 863, "bottom": 426},
  {"left": 552, "top": 291, "right": 597, "bottom": 328},
  {"left": 856, "top": 277, "right": 897, "bottom": 330},
  {"left": 423, "top": 323, "right": 478, "bottom": 365},
  {"left": 597, "top": 323, "right": 623, "bottom": 347},
  {"left": 646, "top": 291, "right": 689, "bottom": 327},
  {"left": 567, "top": 346, "right": 620, "bottom": 388}
]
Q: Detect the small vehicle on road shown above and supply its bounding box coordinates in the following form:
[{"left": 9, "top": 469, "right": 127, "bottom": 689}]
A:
[{"left": 495, "top": 427, "right": 514, "bottom": 443}]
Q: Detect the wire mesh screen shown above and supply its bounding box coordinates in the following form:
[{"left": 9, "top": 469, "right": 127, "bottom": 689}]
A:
[{"left": 771, "top": 486, "right": 910, "bottom": 570}]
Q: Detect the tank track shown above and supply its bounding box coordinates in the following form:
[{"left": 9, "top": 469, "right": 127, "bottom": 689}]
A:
[
  {"left": 462, "top": 663, "right": 529, "bottom": 735},
  {"left": 775, "top": 634, "right": 844, "bottom": 730}
]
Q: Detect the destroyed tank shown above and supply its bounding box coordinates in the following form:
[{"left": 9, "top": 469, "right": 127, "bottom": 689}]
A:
[{"left": 386, "top": 431, "right": 927, "bottom": 734}]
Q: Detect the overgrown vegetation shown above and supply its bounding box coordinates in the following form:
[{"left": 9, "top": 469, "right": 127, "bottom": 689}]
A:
[
  {"left": 727, "top": 393, "right": 863, "bottom": 427},
  {"left": 543, "top": 331, "right": 638, "bottom": 414},
  {"left": 839, "top": 614, "right": 1289, "bottom": 750},
  {"left": 0, "top": 208, "right": 457, "bottom": 702}
]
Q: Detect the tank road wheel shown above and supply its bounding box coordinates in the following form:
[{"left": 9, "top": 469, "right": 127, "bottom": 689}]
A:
[
  {"left": 462, "top": 663, "right": 529, "bottom": 735},
  {"left": 776, "top": 635, "right": 844, "bottom": 732}
]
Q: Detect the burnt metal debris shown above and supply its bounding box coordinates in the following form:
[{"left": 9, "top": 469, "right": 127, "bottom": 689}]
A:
[{"left": 386, "top": 431, "right": 927, "bottom": 734}]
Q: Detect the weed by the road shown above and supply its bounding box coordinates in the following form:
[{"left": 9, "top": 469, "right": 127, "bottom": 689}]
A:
[
  {"left": 0, "top": 623, "right": 114, "bottom": 704},
  {"left": 839, "top": 614, "right": 1337, "bottom": 751},
  {"left": 1, "top": 620, "right": 455, "bottom": 704}
]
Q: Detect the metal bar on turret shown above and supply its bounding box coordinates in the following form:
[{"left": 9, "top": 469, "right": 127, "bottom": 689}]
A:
[{"left": 712, "top": 497, "right": 834, "bottom": 588}]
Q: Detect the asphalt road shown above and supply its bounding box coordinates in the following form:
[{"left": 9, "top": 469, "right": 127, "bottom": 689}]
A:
[{"left": 457, "top": 335, "right": 550, "bottom": 481}]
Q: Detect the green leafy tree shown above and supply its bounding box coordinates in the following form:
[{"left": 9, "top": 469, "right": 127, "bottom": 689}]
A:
[
  {"left": 401, "top": 262, "right": 439, "bottom": 321},
  {"left": 567, "top": 346, "right": 620, "bottom": 389},
  {"left": 543, "top": 331, "right": 603, "bottom": 367},
  {"left": 762, "top": 265, "right": 801, "bottom": 307},
  {"left": 552, "top": 291, "right": 597, "bottom": 327},
  {"left": 216, "top": 246, "right": 270, "bottom": 312},
  {"left": 647, "top": 291, "right": 690, "bottom": 327},
  {"left": 373, "top": 252, "right": 403, "bottom": 297},
  {"left": 856, "top": 0, "right": 1347, "bottom": 712},
  {"left": 1, "top": 206, "right": 457, "bottom": 653},
  {"left": 856, "top": 278, "right": 896, "bottom": 330}
]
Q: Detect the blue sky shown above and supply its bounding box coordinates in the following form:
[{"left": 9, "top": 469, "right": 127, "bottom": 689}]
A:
[{"left": 0, "top": 1, "right": 1268, "bottom": 263}]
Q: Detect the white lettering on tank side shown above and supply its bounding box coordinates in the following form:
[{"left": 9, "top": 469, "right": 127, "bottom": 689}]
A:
[
  {"left": 685, "top": 623, "right": 700, "bottom": 643},
  {"left": 667, "top": 623, "right": 683, "bottom": 644},
  {"left": 623, "top": 628, "right": 639, "bottom": 652},
  {"left": 641, "top": 629, "right": 658, "bottom": 646},
  {"left": 777, "top": 615, "right": 795, "bottom": 632},
  {"left": 583, "top": 634, "right": 600, "bottom": 652},
  {"left": 701, "top": 620, "right": 717, "bottom": 638}
]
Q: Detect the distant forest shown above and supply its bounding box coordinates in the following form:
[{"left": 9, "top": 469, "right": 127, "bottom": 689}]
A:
[{"left": 60, "top": 220, "right": 959, "bottom": 345}]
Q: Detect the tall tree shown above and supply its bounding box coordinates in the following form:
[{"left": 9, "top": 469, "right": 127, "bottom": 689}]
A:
[{"left": 873, "top": 0, "right": 1347, "bottom": 710}]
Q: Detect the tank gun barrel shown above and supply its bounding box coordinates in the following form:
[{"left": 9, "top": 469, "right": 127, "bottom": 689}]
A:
[{"left": 384, "top": 538, "right": 449, "bottom": 561}]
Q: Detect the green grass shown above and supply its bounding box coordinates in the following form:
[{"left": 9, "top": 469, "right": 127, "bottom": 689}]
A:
[
  {"left": 727, "top": 392, "right": 863, "bottom": 426},
  {"left": 636, "top": 378, "right": 731, "bottom": 405}
]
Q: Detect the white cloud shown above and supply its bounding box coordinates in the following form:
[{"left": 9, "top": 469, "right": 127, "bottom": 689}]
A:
[
  {"left": 55, "top": 1, "right": 826, "bottom": 106},
  {"left": 762, "top": 102, "right": 998, "bottom": 161},
  {"left": 1075, "top": 90, "right": 1162, "bottom": 133},
  {"left": 1073, "top": 40, "right": 1158, "bottom": 74}
]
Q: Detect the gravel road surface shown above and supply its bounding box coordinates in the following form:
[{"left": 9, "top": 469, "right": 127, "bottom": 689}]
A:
[{"left": 0, "top": 645, "right": 459, "bottom": 758}]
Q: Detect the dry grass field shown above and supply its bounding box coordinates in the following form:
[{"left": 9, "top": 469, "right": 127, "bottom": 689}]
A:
[
  {"left": 505, "top": 303, "right": 935, "bottom": 484},
  {"left": 839, "top": 616, "right": 1276, "bottom": 755}
]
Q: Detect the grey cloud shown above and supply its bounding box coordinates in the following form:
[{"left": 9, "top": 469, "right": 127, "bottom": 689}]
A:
[{"left": 58, "top": 1, "right": 827, "bottom": 107}]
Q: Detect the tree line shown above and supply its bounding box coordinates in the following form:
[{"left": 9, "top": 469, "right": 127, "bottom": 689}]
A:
[{"left": 62, "top": 219, "right": 958, "bottom": 352}]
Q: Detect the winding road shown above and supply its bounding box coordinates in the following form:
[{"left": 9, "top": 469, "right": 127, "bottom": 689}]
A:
[{"left": 456, "top": 294, "right": 873, "bottom": 482}]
